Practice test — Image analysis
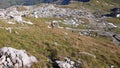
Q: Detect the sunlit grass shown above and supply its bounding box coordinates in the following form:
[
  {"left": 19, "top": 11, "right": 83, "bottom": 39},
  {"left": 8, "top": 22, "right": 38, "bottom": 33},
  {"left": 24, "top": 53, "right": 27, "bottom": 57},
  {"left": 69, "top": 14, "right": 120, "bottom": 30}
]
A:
[{"left": 0, "top": 16, "right": 120, "bottom": 68}]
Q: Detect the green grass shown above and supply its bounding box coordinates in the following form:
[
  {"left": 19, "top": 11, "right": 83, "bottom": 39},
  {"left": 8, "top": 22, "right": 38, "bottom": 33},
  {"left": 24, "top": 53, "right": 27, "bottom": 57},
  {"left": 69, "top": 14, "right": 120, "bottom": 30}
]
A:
[
  {"left": 0, "top": 17, "right": 120, "bottom": 68},
  {"left": 0, "top": 0, "right": 120, "bottom": 67},
  {"left": 113, "top": 28, "right": 120, "bottom": 34},
  {"left": 105, "top": 17, "right": 120, "bottom": 24}
]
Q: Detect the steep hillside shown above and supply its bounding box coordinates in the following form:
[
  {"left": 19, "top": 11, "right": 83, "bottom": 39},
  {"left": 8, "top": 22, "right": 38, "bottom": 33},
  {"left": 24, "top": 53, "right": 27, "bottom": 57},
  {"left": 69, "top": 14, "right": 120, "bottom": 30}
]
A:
[
  {"left": 0, "top": 0, "right": 120, "bottom": 68},
  {"left": 0, "top": 17, "right": 120, "bottom": 68}
]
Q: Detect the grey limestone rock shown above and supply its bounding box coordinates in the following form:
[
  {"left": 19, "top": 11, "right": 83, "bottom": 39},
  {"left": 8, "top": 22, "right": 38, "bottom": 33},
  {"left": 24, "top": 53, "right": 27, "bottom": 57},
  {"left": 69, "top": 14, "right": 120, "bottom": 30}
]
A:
[{"left": 0, "top": 47, "right": 38, "bottom": 68}]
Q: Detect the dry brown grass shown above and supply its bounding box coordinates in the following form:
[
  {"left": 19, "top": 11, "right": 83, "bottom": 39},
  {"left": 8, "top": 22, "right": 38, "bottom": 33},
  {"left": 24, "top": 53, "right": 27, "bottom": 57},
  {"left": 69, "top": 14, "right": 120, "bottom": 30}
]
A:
[{"left": 0, "top": 17, "right": 120, "bottom": 68}]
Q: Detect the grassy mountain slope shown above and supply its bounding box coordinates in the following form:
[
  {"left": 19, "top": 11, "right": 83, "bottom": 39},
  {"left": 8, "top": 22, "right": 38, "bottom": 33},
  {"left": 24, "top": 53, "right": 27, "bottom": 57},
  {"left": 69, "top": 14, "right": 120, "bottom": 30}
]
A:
[
  {"left": 0, "top": 0, "right": 120, "bottom": 68},
  {"left": 0, "top": 17, "right": 120, "bottom": 68}
]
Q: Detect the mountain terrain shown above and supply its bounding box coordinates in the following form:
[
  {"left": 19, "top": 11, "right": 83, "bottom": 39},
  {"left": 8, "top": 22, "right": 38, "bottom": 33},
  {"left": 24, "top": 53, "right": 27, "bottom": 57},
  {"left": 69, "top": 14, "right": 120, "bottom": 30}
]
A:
[
  {"left": 0, "top": 0, "right": 120, "bottom": 8},
  {"left": 0, "top": 0, "right": 120, "bottom": 68}
]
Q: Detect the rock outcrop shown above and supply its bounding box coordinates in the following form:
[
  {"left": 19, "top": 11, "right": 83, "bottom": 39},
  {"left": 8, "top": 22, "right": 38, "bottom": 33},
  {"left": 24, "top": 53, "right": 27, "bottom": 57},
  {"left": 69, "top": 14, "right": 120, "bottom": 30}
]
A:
[
  {"left": 0, "top": 47, "right": 38, "bottom": 68},
  {"left": 54, "top": 57, "right": 82, "bottom": 68}
]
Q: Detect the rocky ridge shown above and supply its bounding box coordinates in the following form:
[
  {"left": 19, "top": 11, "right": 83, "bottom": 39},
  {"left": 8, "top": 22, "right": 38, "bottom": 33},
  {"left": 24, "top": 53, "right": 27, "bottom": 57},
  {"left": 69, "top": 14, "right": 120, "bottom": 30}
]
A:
[
  {"left": 0, "top": 4, "right": 119, "bottom": 45},
  {"left": 0, "top": 2, "right": 120, "bottom": 68}
]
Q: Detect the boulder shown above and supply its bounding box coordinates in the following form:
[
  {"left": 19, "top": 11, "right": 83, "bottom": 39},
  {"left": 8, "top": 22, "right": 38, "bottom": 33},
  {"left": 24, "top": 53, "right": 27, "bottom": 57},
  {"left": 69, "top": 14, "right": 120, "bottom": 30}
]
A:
[
  {"left": 14, "top": 16, "right": 23, "bottom": 23},
  {"left": 55, "top": 57, "right": 81, "bottom": 68},
  {"left": 0, "top": 12, "right": 5, "bottom": 18},
  {"left": 0, "top": 47, "right": 38, "bottom": 68},
  {"left": 116, "top": 14, "right": 120, "bottom": 17}
]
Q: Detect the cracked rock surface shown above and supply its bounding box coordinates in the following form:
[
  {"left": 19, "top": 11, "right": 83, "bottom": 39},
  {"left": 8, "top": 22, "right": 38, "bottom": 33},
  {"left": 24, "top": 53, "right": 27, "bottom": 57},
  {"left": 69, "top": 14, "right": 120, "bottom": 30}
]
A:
[{"left": 0, "top": 47, "right": 38, "bottom": 68}]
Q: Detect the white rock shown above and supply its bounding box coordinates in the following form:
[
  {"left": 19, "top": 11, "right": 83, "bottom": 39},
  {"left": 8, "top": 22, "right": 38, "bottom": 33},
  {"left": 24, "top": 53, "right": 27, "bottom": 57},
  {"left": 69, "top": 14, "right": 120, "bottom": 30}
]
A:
[
  {"left": 109, "top": 65, "right": 115, "bottom": 68},
  {"left": 17, "top": 50, "right": 31, "bottom": 67},
  {"left": 30, "top": 56, "right": 38, "bottom": 63},
  {"left": 55, "top": 57, "right": 77, "bottom": 68},
  {"left": 48, "top": 26, "right": 52, "bottom": 28},
  {"left": 7, "top": 21, "right": 15, "bottom": 24},
  {"left": 16, "top": 57, "right": 22, "bottom": 67},
  {"left": 6, "top": 58, "right": 13, "bottom": 67},
  {"left": 79, "top": 52, "right": 96, "bottom": 58},
  {"left": 14, "top": 16, "right": 23, "bottom": 23},
  {"left": 0, "top": 55, "right": 6, "bottom": 64},
  {"left": 52, "top": 20, "right": 58, "bottom": 23},
  {"left": 14, "top": 63, "right": 19, "bottom": 68},
  {"left": 24, "top": 21, "right": 33, "bottom": 25},
  {"left": 56, "top": 61, "right": 71, "bottom": 68},
  {"left": 33, "top": 12, "right": 38, "bottom": 18},
  {"left": 65, "top": 57, "right": 70, "bottom": 62},
  {"left": 0, "top": 12, "right": 5, "bottom": 18},
  {"left": 0, "top": 47, "right": 38, "bottom": 68},
  {"left": 116, "top": 14, "right": 120, "bottom": 17},
  {"left": 5, "top": 27, "right": 12, "bottom": 33},
  {"left": 108, "top": 23, "right": 117, "bottom": 28}
]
